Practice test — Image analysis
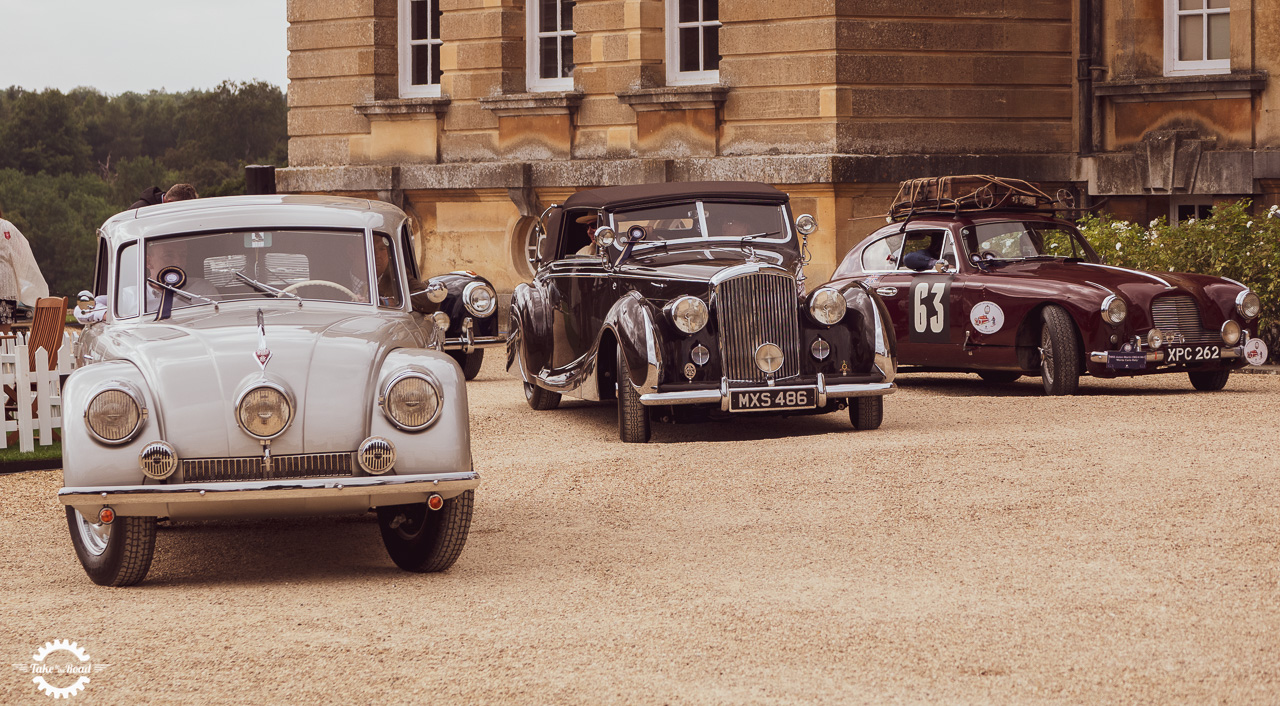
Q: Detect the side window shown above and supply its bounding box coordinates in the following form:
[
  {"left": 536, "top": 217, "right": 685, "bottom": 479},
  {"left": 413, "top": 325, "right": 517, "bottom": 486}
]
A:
[
  {"left": 400, "top": 223, "right": 420, "bottom": 280},
  {"left": 561, "top": 210, "right": 595, "bottom": 257},
  {"left": 897, "top": 230, "right": 947, "bottom": 271},
  {"left": 860, "top": 234, "right": 904, "bottom": 272},
  {"left": 93, "top": 238, "right": 108, "bottom": 296},
  {"left": 114, "top": 243, "right": 140, "bottom": 318},
  {"left": 938, "top": 233, "right": 958, "bottom": 266},
  {"left": 373, "top": 233, "right": 403, "bottom": 308}
]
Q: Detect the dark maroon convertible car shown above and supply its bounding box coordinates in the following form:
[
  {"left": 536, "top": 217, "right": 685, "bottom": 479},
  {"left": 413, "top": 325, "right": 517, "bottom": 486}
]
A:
[
  {"left": 829, "top": 176, "right": 1267, "bottom": 395},
  {"left": 507, "top": 181, "right": 897, "bottom": 442}
]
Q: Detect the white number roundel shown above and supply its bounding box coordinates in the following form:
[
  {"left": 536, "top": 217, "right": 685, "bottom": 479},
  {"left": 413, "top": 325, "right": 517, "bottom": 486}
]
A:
[{"left": 969, "top": 301, "right": 1005, "bottom": 335}]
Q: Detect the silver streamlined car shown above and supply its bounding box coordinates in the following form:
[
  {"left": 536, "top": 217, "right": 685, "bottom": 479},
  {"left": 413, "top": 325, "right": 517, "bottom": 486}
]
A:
[{"left": 61, "top": 195, "right": 478, "bottom": 586}]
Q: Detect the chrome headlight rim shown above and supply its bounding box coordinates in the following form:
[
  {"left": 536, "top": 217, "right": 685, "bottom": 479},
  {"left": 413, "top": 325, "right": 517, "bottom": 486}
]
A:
[
  {"left": 380, "top": 369, "right": 444, "bottom": 432},
  {"left": 665, "top": 295, "right": 709, "bottom": 335},
  {"left": 1236, "top": 290, "right": 1261, "bottom": 320},
  {"left": 462, "top": 281, "right": 498, "bottom": 318},
  {"left": 1221, "top": 319, "right": 1242, "bottom": 346},
  {"left": 1101, "top": 295, "right": 1127, "bottom": 325},
  {"left": 234, "top": 381, "right": 295, "bottom": 441},
  {"left": 809, "top": 287, "right": 847, "bottom": 326},
  {"left": 1147, "top": 328, "right": 1165, "bottom": 350},
  {"left": 84, "top": 381, "right": 147, "bottom": 446}
]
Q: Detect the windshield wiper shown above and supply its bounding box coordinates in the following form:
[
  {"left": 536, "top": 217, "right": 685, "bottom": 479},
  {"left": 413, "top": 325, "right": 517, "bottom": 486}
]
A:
[
  {"left": 234, "top": 270, "right": 300, "bottom": 300},
  {"left": 146, "top": 278, "right": 220, "bottom": 310}
]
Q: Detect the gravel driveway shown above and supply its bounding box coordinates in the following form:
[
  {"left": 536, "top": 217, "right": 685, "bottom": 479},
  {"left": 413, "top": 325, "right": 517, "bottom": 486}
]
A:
[{"left": 2, "top": 358, "right": 1278, "bottom": 704}]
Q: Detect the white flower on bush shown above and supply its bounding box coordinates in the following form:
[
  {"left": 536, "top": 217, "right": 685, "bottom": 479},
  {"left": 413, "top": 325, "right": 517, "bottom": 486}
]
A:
[
  {"left": 1247, "top": 221, "right": 1254, "bottom": 228},
  {"left": 1149, "top": 219, "right": 1159, "bottom": 228},
  {"left": 1188, "top": 218, "right": 1196, "bottom": 224},
  {"left": 1115, "top": 242, "right": 1123, "bottom": 251},
  {"left": 1111, "top": 221, "right": 1126, "bottom": 231},
  {"left": 1269, "top": 205, "right": 1279, "bottom": 218}
]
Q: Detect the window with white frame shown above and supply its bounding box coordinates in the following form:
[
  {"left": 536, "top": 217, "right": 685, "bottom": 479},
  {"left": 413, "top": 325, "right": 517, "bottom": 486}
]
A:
[
  {"left": 667, "top": 0, "right": 721, "bottom": 86},
  {"left": 527, "top": 0, "right": 576, "bottom": 92},
  {"left": 1165, "top": 0, "right": 1230, "bottom": 76},
  {"left": 399, "top": 0, "right": 443, "bottom": 97}
]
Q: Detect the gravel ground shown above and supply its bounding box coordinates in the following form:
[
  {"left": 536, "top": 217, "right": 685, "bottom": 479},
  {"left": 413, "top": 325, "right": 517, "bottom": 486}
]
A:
[{"left": 2, "top": 357, "right": 1278, "bottom": 705}]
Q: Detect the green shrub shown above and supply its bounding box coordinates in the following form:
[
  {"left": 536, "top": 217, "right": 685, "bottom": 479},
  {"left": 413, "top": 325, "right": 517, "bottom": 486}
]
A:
[{"left": 1077, "top": 200, "right": 1279, "bottom": 363}]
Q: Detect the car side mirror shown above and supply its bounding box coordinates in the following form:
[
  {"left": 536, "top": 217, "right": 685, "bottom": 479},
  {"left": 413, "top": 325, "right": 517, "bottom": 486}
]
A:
[
  {"left": 410, "top": 283, "right": 449, "bottom": 303},
  {"left": 536, "top": 233, "right": 554, "bottom": 263},
  {"left": 933, "top": 260, "right": 954, "bottom": 274}
]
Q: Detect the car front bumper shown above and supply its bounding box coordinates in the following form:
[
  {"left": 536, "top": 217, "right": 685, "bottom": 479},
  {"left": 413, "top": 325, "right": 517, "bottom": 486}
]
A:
[
  {"left": 443, "top": 316, "right": 507, "bottom": 353},
  {"left": 638, "top": 373, "right": 895, "bottom": 412},
  {"left": 59, "top": 470, "right": 480, "bottom": 520},
  {"left": 1088, "top": 345, "right": 1245, "bottom": 365}
]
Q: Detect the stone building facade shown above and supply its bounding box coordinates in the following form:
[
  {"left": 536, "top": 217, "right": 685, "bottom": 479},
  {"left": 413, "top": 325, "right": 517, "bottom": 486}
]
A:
[{"left": 279, "top": 0, "right": 1276, "bottom": 292}]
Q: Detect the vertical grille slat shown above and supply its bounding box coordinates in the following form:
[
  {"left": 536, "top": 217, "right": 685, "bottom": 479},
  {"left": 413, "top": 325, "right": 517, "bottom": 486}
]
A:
[
  {"left": 1151, "top": 295, "right": 1218, "bottom": 345},
  {"left": 715, "top": 271, "right": 802, "bottom": 382},
  {"left": 182, "top": 452, "right": 355, "bottom": 483}
]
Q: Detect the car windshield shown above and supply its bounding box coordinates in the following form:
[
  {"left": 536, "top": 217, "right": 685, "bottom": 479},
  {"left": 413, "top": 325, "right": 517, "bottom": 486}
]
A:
[
  {"left": 963, "top": 221, "right": 1098, "bottom": 263},
  {"left": 609, "top": 201, "right": 791, "bottom": 248},
  {"left": 116, "top": 229, "right": 375, "bottom": 318}
]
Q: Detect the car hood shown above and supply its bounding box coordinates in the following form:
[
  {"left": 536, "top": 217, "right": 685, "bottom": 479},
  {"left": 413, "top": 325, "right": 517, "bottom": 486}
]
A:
[
  {"left": 617, "top": 246, "right": 801, "bottom": 283},
  {"left": 92, "top": 304, "right": 423, "bottom": 457}
]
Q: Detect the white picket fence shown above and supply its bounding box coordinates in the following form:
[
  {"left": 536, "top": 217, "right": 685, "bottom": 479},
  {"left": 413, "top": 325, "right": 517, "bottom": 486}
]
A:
[{"left": 0, "top": 331, "right": 78, "bottom": 453}]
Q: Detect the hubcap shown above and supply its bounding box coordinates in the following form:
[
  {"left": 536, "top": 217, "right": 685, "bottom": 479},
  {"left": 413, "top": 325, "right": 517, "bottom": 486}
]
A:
[{"left": 74, "top": 509, "right": 111, "bottom": 556}]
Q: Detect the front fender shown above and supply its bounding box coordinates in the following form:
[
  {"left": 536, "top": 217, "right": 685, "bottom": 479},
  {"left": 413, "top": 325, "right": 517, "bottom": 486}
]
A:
[
  {"left": 604, "top": 292, "right": 663, "bottom": 394},
  {"left": 836, "top": 282, "right": 897, "bottom": 382},
  {"left": 429, "top": 271, "right": 500, "bottom": 338},
  {"left": 370, "top": 349, "right": 472, "bottom": 475},
  {"left": 62, "top": 361, "right": 162, "bottom": 488},
  {"left": 507, "top": 282, "right": 553, "bottom": 383}
]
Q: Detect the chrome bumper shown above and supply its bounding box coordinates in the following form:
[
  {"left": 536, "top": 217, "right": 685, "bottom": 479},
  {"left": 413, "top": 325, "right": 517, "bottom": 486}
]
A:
[
  {"left": 1089, "top": 346, "right": 1244, "bottom": 364},
  {"left": 638, "top": 373, "right": 895, "bottom": 411},
  {"left": 59, "top": 471, "right": 480, "bottom": 515},
  {"left": 443, "top": 317, "right": 507, "bottom": 353}
]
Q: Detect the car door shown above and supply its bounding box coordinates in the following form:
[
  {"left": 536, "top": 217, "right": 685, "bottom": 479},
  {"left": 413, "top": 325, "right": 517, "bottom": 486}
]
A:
[
  {"left": 863, "top": 228, "right": 966, "bottom": 365},
  {"left": 544, "top": 209, "right": 611, "bottom": 371}
]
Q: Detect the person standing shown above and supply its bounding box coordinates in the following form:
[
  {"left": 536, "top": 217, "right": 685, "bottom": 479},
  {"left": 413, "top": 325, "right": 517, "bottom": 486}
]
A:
[{"left": 0, "top": 208, "right": 51, "bottom": 333}]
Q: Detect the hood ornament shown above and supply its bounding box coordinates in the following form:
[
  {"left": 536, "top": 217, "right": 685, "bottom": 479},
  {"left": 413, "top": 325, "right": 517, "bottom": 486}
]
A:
[{"left": 254, "top": 308, "right": 272, "bottom": 372}]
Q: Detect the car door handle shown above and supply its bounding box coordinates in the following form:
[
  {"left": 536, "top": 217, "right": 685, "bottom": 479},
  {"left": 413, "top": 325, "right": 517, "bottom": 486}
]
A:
[{"left": 875, "top": 287, "right": 898, "bottom": 297}]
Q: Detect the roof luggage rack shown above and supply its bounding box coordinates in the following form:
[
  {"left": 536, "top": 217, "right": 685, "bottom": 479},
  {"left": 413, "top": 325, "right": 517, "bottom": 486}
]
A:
[{"left": 889, "top": 175, "right": 1071, "bottom": 221}]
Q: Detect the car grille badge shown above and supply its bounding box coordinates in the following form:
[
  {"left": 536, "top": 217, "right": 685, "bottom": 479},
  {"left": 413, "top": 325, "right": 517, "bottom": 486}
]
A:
[{"left": 254, "top": 308, "right": 273, "bottom": 371}]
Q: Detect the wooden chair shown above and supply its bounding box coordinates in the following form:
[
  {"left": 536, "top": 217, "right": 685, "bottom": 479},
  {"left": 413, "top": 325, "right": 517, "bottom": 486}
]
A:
[{"left": 5, "top": 296, "right": 67, "bottom": 445}]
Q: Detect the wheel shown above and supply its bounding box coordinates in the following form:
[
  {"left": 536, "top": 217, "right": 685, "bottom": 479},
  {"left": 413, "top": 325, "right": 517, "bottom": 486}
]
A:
[
  {"left": 617, "top": 349, "right": 651, "bottom": 443},
  {"left": 978, "top": 371, "right": 1022, "bottom": 384},
  {"left": 849, "top": 396, "right": 884, "bottom": 430},
  {"left": 377, "top": 490, "right": 474, "bottom": 573},
  {"left": 449, "top": 349, "right": 484, "bottom": 380},
  {"left": 523, "top": 381, "right": 560, "bottom": 410},
  {"left": 1039, "top": 306, "right": 1081, "bottom": 396},
  {"left": 281, "top": 279, "right": 360, "bottom": 301},
  {"left": 66, "top": 507, "right": 157, "bottom": 586},
  {"left": 1188, "top": 368, "right": 1230, "bottom": 391}
]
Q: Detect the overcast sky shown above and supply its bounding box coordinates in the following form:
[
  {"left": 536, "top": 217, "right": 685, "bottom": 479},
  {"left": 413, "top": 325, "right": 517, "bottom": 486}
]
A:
[{"left": 1, "top": 0, "right": 288, "bottom": 95}]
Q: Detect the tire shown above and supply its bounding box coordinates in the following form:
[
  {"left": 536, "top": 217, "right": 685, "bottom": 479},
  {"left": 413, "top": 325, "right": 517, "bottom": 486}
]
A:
[
  {"left": 449, "top": 349, "right": 484, "bottom": 380},
  {"left": 1188, "top": 368, "right": 1230, "bottom": 391},
  {"left": 849, "top": 396, "right": 884, "bottom": 430},
  {"left": 523, "top": 381, "right": 561, "bottom": 410},
  {"left": 1039, "top": 306, "right": 1081, "bottom": 396},
  {"left": 377, "top": 490, "right": 474, "bottom": 573},
  {"left": 978, "top": 371, "right": 1022, "bottom": 384},
  {"left": 66, "top": 507, "right": 156, "bottom": 587},
  {"left": 617, "top": 349, "right": 651, "bottom": 443}
]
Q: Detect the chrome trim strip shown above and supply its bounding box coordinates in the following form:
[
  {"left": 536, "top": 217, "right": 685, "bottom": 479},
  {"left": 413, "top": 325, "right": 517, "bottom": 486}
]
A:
[
  {"left": 639, "top": 381, "right": 894, "bottom": 406},
  {"left": 59, "top": 471, "right": 480, "bottom": 507},
  {"left": 442, "top": 334, "right": 507, "bottom": 351},
  {"left": 824, "top": 382, "right": 897, "bottom": 398},
  {"left": 1079, "top": 262, "right": 1173, "bottom": 288}
]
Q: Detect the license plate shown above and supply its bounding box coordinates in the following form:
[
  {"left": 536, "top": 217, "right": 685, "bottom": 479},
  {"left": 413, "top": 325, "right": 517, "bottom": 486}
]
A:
[
  {"left": 1164, "top": 345, "right": 1221, "bottom": 364},
  {"left": 1106, "top": 351, "right": 1147, "bottom": 370},
  {"left": 729, "top": 387, "right": 816, "bottom": 412}
]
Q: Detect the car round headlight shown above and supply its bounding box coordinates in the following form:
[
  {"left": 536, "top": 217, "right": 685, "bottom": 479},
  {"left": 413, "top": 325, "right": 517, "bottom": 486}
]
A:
[
  {"left": 463, "top": 281, "right": 497, "bottom": 318},
  {"left": 139, "top": 441, "right": 178, "bottom": 479},
  {"left": 666, "top": 295, "right": 708, "bottom": 334},
  {"left": 755, "top": 342, "right": 785, "bottom": 374},
  {"left": 1221, "top": 319, "right": 1242, "bottom": 345},
  {"left": 1237, "top": 291, "right": 1261, "bottom": 319},
  {"left": 381, "top": 371, "right": 442, "bottom": 431},
  {"left": 431, "top": 310, "right": 450, "bottom": 331},
  {"left": 236, "top": 384, "right": 293, "bottom": 439},
  {"left": 795, "top": 213, "right": 818, "bottom": 236},
  {"left": 1147, "top": 328, "right": 1165, "bottom": 350},
  {"left": 809, "top": 288, "right": 847, "bottom": 326},
  {"left": 85, "top": 386, "right": 145, "bottom": 444},
  {"left": 1101, "top": 295, "right": 1127, "bottom": 324}
]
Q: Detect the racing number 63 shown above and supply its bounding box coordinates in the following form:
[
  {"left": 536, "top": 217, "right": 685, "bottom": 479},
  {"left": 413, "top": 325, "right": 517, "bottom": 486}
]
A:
[{"left": 912, "top": 282, "right": 946, "bottom": 334}]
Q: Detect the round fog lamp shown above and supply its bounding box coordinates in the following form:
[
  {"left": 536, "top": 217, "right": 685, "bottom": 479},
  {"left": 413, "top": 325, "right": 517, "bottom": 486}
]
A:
[
  {"left": 1147, "top": 328, "right": 1165, "bottom": 350},
  {"left": 139, "top": 441, "right": 179, "bottom": 479},
  {"left": 358, "top": 436, "right": 396, "bottom": 474},
  {"left": 1221, "top": 319, "right": 1242, "bottom": 346},
  {"left": 811, "top": 338, "right": 831, "bottom": 360},
  {"left": 755, "top": 343, "right": 785, "bottom": 374},
  {"left": 691, "top": 343, "right": 710, "bottom": 366}
]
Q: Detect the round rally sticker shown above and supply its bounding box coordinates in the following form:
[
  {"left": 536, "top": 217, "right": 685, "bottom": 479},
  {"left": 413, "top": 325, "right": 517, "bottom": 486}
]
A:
[
  {"left": 1243, "top": 338, "right": 1269, "bottom": 366},
  {"left": 969, "top": 301, "right": 1004, "bottom": 335}
]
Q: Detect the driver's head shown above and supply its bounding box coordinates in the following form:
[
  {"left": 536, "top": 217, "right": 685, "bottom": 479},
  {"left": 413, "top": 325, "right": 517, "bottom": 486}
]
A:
[
  {"left": 148, "top": 239, "right": 189, "bottom": 278},
  {"left": 373, "top": 236, "right": 392, "bottom": 275}
]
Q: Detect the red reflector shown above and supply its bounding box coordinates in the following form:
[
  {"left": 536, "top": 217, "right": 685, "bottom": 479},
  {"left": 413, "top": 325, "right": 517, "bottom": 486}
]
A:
[
  {"left": 98, "top": 507, "right": 115, "bottom": 524},
  {"left": 427, "top": 494, "right": 444, "bottom": 511}
]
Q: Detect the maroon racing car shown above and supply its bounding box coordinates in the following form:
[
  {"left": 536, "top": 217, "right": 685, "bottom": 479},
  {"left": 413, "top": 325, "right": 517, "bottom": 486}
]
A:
[{"left": 827, "top": 176, "right": 1268, "bottom": 395}]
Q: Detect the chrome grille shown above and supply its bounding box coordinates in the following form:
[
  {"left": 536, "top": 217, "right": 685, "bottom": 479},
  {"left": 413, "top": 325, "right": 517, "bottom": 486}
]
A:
[
  {"left": 1150, "top": 295, "right": 1219, "bottom": 345},
  {"left": 182, "top": 452, "right": 355, "bottom": 483},
  {"left": 715, "top": 271, "right": 802, "bottom": 382}
]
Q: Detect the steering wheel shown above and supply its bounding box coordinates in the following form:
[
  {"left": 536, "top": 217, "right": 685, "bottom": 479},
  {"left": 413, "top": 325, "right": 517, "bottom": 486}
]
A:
[{"left": 282, "top": 279, "right": 360, "bottom": 301}]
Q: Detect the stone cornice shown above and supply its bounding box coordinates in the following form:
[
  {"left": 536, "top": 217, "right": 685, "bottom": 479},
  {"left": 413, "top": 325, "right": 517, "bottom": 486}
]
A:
[
  {"left": 478, "top": 92, "right": 583, "bottom": 117},
  {"left": 354, "top": 97, "right": 452, "bottom": 118},
  {"left": 616, "top": 85, "right": 729, "bottom": 111}
]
